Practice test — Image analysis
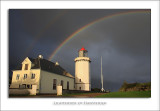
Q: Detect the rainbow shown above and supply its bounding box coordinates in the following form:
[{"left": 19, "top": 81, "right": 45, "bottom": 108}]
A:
[{"left": 48, "top": 10, "right": 151, "bottom": 61}]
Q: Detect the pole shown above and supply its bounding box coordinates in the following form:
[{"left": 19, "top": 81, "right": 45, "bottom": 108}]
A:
[{"left": 101, "top": 56, "right": 104, "bottom": 92}]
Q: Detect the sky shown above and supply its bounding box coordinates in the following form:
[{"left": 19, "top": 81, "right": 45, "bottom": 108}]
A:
[{"left": 9, "top": 9, "right": 151, "bottom": 91}]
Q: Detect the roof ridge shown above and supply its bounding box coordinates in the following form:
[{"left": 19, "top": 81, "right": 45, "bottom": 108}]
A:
[{"left": 15, "top": 56, "right": 74, "bottom": 78}]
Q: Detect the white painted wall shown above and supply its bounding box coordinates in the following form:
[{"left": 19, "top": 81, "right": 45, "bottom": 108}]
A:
[
  {"left": 40, "top": 70, "right": 75, "bottom": 94},
  {"left": 75, "top": 57, "right": 91, "bottom": 91},
  {"left": 10, "top": 69, "right": 40, "bottom": 88}
]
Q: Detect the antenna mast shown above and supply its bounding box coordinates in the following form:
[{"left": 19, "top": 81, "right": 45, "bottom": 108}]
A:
[{"left": 101, "top": 56, "right": 105, "bottom": 92}]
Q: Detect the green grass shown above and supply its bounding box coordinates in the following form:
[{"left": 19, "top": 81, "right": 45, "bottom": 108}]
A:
[
  {"left": 96, "top": 91, "right": 151, "bottom": 98},
  {"left": 9, "top": 91, "right": 151, "bottom": 98}
]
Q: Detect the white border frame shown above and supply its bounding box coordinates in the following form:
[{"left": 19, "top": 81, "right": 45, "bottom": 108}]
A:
[{"left": 1, "top": 1, "right": 159, "bottom": 110}]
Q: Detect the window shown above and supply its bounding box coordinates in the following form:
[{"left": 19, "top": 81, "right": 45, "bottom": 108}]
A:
[
  {"left": 31, "top": 84, "right": 32, "bottom": 88},
  {"left": 61, "top": 80, "right": 63, "bottom": 89},
  {"left": 21, "top": 84, "right": 26, "bottom": 88},
  {"left": 27, "top": 84, "right": 30, "bottom": 88},
  {"left": 67, "top": 81, "right": 69, "bottom": 90},
  {"left": 79, "top": 87, "right": 81, "bottom": 90},
  {"left": 19, "top": 84, "right": 26, "bottom": 88},
  {"left": 53, "top": 79, "right": 57, "bottom": 90},
  {"left": 31, "top": 74, "right": 35, "bottom": 79},
  {"left": 79, "top": 79, "right": 81, "bottom": 82},
  {"left": 23, "top": 84, "right": 26, "bottom": 88},
  {"left": 25, "top": 64, "right": 28, "bottom": 70},
  {"left": 16, "top": 74, "right": 20, "bottom": 80},
  {"left": 24, "top": 74, "right": 27, "bottom": 79}
]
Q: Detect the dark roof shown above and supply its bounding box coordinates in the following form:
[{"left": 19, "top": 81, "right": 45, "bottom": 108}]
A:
[
  {"left": 14, "top": 57, "right": 74, "bottom": 78},
  {"left": 28, "top": 57, "right": 35, "bottom": 63},
  {"left": 15, "top": 65, "right": 22, "bottom": 70}
]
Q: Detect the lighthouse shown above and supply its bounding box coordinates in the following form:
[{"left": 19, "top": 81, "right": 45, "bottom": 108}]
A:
[{"left": 74, "top": 47, "right": 91, "bottom": 91}]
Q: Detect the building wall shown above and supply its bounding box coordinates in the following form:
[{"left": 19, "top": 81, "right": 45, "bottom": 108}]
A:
[
  {"left": 75, "top": 57, "right": 91, "bottom": 91},
  {"left": 10, "top": 58, "right": 41, "bottom": 92},
  {"left": 10, "top": 69, "right": 41, "bottom": 89},
  {"left": 75, "top": 83, "right": 91, "bottom": 91},
  {"left": 40, "top": 70, "right": 75, "bottom": 94}
]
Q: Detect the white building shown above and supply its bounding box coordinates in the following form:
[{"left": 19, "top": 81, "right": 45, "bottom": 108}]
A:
[{"left": 10, "top": 55, "right": 75, "bottom": 94}]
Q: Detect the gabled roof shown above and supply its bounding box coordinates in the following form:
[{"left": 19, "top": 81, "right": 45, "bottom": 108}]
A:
[{"left": 14, "top": 57, "right": 74, "bottom": 78}]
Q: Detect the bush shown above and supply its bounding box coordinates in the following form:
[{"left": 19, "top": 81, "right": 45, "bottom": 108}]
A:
[{"left": 119, "top": 81, "right": 151, "bottom": 92}]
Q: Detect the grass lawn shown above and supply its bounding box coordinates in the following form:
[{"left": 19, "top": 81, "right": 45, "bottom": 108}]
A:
[
  {"left": 96, "top": 91, "right": 151, "bottom": 98},
  {"left": 9, "top": 91, "right": 151, "bottom": 98}
]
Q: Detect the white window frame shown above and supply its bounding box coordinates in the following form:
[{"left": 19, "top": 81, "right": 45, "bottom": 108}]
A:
[
  {"left": 16, "top": 74, "right": 20, "bottom": 80},
  {"left": 31, "top": 73, "right": 35, "bottom": 79},
  {"left": 24, "top": 74, "right": 27, "bottom": 79}
]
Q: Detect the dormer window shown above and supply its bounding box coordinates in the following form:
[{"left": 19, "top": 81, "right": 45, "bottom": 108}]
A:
[{"left": 25, "top": 64, "right": 28, "bottom": 70}]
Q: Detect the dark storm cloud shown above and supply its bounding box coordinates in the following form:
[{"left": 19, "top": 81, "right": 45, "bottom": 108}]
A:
[{"left": 9, "top": 9, "right": 151, "bottom": 91}]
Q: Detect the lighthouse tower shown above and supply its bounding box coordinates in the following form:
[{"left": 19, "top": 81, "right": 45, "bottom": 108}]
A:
[{"left": 74, "top": 47, "right": 91, "bottom": 91}]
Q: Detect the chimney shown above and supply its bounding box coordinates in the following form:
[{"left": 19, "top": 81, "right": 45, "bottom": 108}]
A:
[
  {"left": 38, "top": 55, "right": 43, "bottom": 59},
  {"left": 55, "top": 62, "right": 59, "bottom": 66}
]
